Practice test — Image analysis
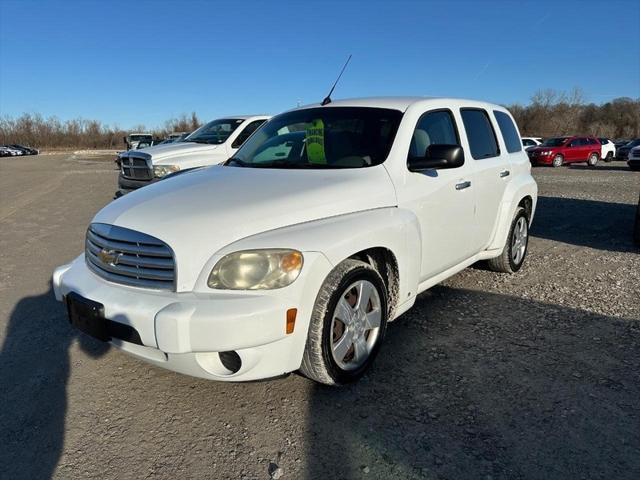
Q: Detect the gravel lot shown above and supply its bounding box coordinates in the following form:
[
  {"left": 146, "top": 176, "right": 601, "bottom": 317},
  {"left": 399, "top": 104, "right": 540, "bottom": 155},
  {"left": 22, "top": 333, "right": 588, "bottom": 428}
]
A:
[{"left": 0, "top": 154, "right": 638, "bottom": 480}]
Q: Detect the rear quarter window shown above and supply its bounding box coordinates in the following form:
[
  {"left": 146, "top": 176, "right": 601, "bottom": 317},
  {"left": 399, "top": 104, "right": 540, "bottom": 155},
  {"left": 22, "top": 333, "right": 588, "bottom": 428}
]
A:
[
  {"left": 460, "top": 108, "right": 500, "bottom": 159},
  {"left": 493, "top": 111, "right": 522, "bottom": 153}
]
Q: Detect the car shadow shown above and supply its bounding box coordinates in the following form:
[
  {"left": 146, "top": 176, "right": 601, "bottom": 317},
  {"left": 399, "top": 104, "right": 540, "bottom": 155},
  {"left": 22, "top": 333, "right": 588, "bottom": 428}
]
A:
[
  {"left": 568, "top": 165, "right": 634, "bottom": 172},
  {"left": 304, "top": 286, "right": 640, "bottom": 480},
  {"left": 0, "top": 285, "right": 109, "bottom": 480},
  {"left": 530, "top": 196, "right": 639, "bottom": 252}
]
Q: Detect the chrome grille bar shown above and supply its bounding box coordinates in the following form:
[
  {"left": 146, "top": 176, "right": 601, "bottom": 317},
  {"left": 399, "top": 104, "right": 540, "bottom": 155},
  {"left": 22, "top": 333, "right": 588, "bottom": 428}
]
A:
[{"left": 85, "top": 223, "right": 175, "bottom": 290}]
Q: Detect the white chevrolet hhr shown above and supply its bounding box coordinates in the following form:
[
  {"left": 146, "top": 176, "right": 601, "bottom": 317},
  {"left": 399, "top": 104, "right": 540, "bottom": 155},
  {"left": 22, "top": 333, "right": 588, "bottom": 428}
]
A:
[{"left": 53, "top": 97, "right": 537, "bottom": 385}]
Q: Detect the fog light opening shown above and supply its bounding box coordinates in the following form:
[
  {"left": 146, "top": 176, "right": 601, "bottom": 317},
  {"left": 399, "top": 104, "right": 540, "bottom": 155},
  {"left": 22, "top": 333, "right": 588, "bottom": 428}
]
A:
[{"left": 218, "top": 351, "right": 242, "bottom": 374}]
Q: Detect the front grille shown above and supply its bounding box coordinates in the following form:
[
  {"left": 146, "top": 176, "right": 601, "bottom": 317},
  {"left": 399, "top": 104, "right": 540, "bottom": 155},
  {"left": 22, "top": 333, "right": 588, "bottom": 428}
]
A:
[
  {"left": 85, "top": 223, "right": 175, "bottom": 290},
  {"left": 121, "top": 155, "right": 152, "bottom": 180}
]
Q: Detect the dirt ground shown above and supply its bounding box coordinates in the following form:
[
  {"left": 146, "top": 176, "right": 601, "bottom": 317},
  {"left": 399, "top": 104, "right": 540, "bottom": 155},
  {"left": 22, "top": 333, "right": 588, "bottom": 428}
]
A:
[{"left": 0, "top": 153, "right": 638, "bottom": 480}]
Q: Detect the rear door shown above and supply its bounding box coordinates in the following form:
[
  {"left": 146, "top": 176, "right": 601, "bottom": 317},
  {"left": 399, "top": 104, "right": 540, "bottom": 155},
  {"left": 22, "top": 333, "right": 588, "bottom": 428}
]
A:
[{"left": 461, "top": 108, "right": 512, "bottom": 251}]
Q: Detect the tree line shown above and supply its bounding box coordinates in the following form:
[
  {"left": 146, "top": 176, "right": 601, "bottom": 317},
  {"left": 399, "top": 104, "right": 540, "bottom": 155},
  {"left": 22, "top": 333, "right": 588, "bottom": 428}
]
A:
[
  {"left": 0, "top": 112, "right": 202, "bottom": 149},
  {"left": 1, "top": 90, "right": 639, "bottom": 149},
  {"left": 508, "top": 89, "right": 640, "bottom": 139}
]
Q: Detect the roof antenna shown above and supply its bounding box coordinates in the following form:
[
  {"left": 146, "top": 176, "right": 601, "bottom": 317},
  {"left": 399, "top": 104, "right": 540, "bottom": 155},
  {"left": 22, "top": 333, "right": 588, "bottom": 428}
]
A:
[{"left": 321, "top": 54, "right": 352, "bottom": 106}]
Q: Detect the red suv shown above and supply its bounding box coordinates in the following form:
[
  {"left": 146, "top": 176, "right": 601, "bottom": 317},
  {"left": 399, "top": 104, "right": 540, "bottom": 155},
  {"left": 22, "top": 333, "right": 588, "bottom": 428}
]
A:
[{"left": 527, "top": 136, "right": 602, "bottom": 167}]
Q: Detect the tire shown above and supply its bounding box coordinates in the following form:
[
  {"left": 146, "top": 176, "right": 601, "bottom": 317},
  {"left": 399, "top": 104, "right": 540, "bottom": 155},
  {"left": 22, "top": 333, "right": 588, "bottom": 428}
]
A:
[
  {"left": 300, "top": 259, "right": 388, "bottom": 386},
  {"left": 605, "top": 152, "right": 613, "bottom": 163},
  {"left": 487, "top": 207, "right": 529, "bottom": 273},
  {"left": 552, "top": 154, "right": 564, "bottom": 167},
  {"left": 587, "top": 153, "right": 599, "bottom": 166}
]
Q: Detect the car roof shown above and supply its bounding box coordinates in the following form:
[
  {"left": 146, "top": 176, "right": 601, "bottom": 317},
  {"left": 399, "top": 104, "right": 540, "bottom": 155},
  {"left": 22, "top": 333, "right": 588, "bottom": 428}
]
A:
[
  {"left": 220, "top": 115, "right": 271, "bottom": 120},
  {"left": 294, "top": 96, "right": 510, "bottom": 113}
]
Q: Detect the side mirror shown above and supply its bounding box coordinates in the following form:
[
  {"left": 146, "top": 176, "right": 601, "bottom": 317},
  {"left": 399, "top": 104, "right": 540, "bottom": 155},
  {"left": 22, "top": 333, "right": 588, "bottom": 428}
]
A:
[{"left": 408, "top": 144, "right": 464, "bottom": 172}]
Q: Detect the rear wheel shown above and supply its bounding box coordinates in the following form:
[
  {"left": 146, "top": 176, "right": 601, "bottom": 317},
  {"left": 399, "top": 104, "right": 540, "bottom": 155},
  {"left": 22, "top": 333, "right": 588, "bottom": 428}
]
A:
[
  {"left": 587, "top": 153, "right": 599, "bottom": 166},
  {"left": 487, "top": 207, "right": 529, "bottom": 273},
  {"left": 552, "top": 154, "right": 564, "bottom": 167},
  {"left": 604, "top": 152, "right": 613, "bottom": 163},
  {"left": 300, "top": 259, "right": 388, "bottom": 386}
]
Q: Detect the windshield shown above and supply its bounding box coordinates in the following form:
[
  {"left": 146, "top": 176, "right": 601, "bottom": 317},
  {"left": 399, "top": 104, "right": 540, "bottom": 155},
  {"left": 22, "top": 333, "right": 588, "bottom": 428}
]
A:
[
  {"left": 129, "top": 134, "right": 152, "bottom": 141},
  {"left": 185, "top": 119, "right": 244, "bottom": 145},
  {"left": 625, "top": 139, "right": 640, "bottom": 147},
  {"left": 541, "top": 137, "right": 568, "bottom": 147},
  {"left": 227, "top": 107, "right": 403, "bottom": 169}
]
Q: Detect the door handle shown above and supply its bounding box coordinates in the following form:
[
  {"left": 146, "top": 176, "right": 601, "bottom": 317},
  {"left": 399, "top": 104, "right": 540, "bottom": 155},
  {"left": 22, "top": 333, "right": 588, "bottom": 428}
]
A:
[
  {"left": 499, "top": 169, "right": 510, "bottom": 178},
  {"left": 455, "top": 180, "right": 471, "bottom": 190}
]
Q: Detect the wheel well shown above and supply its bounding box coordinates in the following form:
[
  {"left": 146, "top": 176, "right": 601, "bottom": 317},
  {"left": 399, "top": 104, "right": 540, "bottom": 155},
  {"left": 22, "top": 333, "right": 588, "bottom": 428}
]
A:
[
  {"left": 518, "top": 196, "right": 533, "bottom": 222},
  {"left": 348, "top": 247, "right": 399, "bottom": 319}
]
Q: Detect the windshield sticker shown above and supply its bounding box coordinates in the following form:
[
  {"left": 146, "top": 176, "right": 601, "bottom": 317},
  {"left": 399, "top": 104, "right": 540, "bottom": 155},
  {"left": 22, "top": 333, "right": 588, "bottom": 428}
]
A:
[{"left": 306, "top": 119, "right": 326, "bottom": 164}]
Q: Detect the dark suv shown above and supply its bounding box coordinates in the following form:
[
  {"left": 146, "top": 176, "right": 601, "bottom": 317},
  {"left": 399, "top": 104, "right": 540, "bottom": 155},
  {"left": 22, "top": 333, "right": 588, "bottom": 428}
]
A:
[
  {"left": 527, "top": 136, "right": 602, "bottom": 167},
  {"left": 616, "top": 139, "right": 640, "bottom": 160}
]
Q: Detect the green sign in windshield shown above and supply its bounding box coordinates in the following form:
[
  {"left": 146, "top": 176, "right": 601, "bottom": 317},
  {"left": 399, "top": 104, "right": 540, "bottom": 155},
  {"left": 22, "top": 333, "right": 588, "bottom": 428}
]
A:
[{"left": 306, "top": 119, "right": 326, "bottom": 164}]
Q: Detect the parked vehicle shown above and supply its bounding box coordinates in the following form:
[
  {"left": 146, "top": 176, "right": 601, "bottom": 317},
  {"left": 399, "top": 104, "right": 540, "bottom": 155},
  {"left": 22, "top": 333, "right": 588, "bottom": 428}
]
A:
[
  {"left": 0, "top": 145, "right": 24, "bottom": 156},
  {"left": 527, "top": 136, "right": 602, "bottom": 167},
  {"left": 53, "top": 97, "right": 537, "bottom": 385},
  {"left": 117, "top": 116, "right": 269, "bottom": 195},
  {"left": 616, "top": 139, "right": 640, "bottom": 160},
  {"left": 8, "top": 144, "right": 39, "bottom": 155},
  {"left": 124, "top": 132, "right": 153, "bottom": 150},
  {"left": 598, "top": 138, "right": 616, "bottom": 162},
  {"left": 521, "top": 137, "right": 542, "bottom": 149},
  {"left": 628, "top": 146, "right": 640, "bottom": 171}
]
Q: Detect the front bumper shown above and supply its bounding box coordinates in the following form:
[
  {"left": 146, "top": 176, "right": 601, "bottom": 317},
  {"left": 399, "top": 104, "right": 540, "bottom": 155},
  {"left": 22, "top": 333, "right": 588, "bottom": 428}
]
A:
[
  {"left": 53, "top": 252, "right": 332, "bottom": 381},
  {"left": 528, "top": 153, "right": 553, "bottom": 165},
  {"left": 117, "top": 173, "right": 159, "bottom": 195}
]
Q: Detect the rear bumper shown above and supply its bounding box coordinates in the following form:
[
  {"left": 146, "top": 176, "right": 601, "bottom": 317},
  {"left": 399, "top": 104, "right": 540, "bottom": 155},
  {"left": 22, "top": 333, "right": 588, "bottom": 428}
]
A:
[{"left": 52, "top": 252, "right": 331, "bottom": 381}]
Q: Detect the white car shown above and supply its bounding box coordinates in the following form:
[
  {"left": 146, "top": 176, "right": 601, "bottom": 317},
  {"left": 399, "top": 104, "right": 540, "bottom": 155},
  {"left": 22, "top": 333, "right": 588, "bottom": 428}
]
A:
[
  {"left": 598, "top": 138, "right": 616, "bottom": 162},
  {"left": 521, "top": 137, "right": 542, "bottom": 150},
  {"left": 118, "top": 115, "right": 270, "bottom": 195},
  {"left": 53, "top": 97, "right": 537, "bottom": 385}
]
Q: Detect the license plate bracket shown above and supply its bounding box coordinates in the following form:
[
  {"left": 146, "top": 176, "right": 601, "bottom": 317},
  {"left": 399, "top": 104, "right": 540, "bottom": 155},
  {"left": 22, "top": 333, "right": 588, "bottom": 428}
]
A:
[{"left": 66, "top": 292, "right": 109, "bottom": 341}]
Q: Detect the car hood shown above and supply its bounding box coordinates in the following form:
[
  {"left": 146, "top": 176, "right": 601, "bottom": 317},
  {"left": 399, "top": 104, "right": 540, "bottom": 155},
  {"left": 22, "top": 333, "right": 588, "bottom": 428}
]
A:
[
  {"left": 93, "top": 165, "right": 397, "bottom": 291},
  {"left": 126, "top": 142, "right": 223, "bottom": 162}
]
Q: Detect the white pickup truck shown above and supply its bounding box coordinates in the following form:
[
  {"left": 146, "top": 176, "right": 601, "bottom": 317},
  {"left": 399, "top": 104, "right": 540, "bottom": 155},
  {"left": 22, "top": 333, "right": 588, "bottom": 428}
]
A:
[
  {"left": 117, "top": 115, "right": 269, "bottom": 195},
  {"left": 53, "top": 97, "right": 537, "bottom": 385}
]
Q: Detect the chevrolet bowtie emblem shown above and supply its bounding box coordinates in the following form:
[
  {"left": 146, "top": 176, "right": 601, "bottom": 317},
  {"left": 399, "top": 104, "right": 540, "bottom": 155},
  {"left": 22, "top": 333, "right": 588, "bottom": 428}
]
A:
[{"left": 98, "top": 248, "right": 121, "bottom": 266}]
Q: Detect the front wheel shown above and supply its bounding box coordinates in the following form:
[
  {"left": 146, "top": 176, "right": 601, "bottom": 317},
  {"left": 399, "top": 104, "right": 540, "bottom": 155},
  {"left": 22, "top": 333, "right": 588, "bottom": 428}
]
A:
[
  {"left": 300, "top": 259, "right": 388, "bottom": 385},
  {"left": 487, "top": 207, "right": 529, "bottom": 273},
  {"left": 552, "top": 154, "right": 564, "bottom": 167},
  {"left": 587, "top": 153, "right": 599, "bottom": 166}
]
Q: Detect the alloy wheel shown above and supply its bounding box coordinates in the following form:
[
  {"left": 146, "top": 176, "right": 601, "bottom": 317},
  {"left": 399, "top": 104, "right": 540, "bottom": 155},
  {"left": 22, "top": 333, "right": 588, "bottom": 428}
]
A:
[
  {"left": 511, "top": 216, "right": 528, "bottom": 265},
  {"left": 330, "top": 280, "right": 382, "bottom": 371}
]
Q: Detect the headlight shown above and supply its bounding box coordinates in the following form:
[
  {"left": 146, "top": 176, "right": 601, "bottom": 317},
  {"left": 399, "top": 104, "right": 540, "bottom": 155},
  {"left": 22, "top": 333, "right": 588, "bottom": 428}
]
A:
[
  {"left": 208, "top": 249, "right": 303, "bottom": 290},
  {"left": 153, "top": 164, "right": 180, "bottom": 178}
]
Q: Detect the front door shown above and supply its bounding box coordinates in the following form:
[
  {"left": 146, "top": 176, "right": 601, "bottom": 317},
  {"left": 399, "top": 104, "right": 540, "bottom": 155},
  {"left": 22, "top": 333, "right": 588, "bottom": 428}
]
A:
[{"left": 401, "top": 109, "right": 477, "bottom": 280}]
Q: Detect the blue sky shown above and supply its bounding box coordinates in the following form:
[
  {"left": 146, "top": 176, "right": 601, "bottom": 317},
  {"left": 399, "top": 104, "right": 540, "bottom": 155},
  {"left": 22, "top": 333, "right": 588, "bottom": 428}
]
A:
[{"left": 1, "top": 0, "right": 638, "bottom": 129}]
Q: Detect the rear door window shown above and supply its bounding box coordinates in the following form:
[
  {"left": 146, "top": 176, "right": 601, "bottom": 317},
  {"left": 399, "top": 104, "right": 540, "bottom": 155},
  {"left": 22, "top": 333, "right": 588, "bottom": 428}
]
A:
[
  {"left": 460, "top": 108, "right": 500, "bottom": 159},
  {"left": 493, "top": 111, "right": 522, "bottom": 153}
]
